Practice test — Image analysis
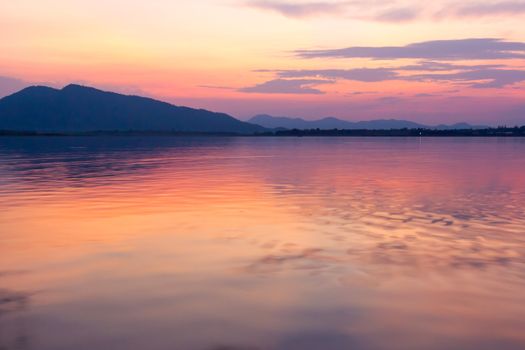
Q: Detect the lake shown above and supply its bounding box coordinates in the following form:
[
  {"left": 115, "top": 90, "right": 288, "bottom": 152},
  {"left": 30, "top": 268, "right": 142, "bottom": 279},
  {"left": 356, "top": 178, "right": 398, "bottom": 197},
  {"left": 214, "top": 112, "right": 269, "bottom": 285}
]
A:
[{"left": 1, "top": 136, "right": 524, "bottom": 350}]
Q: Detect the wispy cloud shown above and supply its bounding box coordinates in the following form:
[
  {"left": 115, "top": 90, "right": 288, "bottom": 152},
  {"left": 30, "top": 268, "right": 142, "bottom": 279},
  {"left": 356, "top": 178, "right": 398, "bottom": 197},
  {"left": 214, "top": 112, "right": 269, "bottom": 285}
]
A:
[
  {"left": 444, "top": 1, "right": 525, "bottom": 18},
  {"left": 350, "top": 91, "right": 380, "bottom": 95},
  {"left": 198, "top": 85, "right": 236, "bottom": 90},
  {"left": 374, "top": 7, "right": 419, "bottom": 22},
  {"left": 243, "top": 0, "right": 424, "bottom": 22},
  {"left": 243, "top": 0, "right": 525, "bottom": 21},
  {"left": 408, "top": 69, "right": 525, "bottom": 88},
  {"left": 272, "top": 68, "right": 399, "bottom": 81},
  {"left": 239, "top": 78, "right": 333, "bottom": 94},
  {"left": 243, "top": 0, "right": 350, "bottom": 18},
  {"left": 414, "top": 93, "right": 438, "bottom": 97},
  {"left": 398, "top": 61, "right": 505, "bottom": 71},
  {"left": 252, "top": 44, "right": 525, "bottom": 90},
  {"left": 295, "top": 38, "right": 525, "bottom": 60}
]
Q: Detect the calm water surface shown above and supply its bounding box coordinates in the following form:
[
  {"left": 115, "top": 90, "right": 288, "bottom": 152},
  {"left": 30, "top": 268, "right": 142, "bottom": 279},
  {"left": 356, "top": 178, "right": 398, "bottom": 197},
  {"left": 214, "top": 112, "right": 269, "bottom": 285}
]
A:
[{"left": 1, "top": 137, "right": 524, "bottom": 350}]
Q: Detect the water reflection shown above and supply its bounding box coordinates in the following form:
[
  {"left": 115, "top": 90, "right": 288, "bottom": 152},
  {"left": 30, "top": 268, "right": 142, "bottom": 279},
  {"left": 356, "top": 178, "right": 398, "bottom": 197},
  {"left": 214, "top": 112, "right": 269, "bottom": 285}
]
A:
[
  {"left": 0, "top": 289, "right": 29, "bottom": 316},
  {"left": 0, "top": 287, "right": 31, "bottom": 350},
  {"left": 0, "top": 136, "right": 524, "bottom": 350}
]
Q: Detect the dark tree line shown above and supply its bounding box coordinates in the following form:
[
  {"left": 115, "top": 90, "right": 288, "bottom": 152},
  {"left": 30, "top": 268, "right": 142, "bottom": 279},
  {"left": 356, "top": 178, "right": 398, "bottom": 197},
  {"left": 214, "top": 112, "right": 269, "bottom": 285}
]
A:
[
  {"left": 255, "top": 126, "right": 525, "bottom": 137},
  {"left": 1, "top": 126, "right": 525, "bottom": 137}
]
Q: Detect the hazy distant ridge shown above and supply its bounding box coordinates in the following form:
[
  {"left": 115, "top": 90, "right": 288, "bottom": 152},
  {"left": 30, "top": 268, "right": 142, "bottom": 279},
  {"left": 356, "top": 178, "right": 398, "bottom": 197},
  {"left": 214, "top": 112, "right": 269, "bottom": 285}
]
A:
[{"left": 249, "top": 114, "right": 488, "bottom": 130}]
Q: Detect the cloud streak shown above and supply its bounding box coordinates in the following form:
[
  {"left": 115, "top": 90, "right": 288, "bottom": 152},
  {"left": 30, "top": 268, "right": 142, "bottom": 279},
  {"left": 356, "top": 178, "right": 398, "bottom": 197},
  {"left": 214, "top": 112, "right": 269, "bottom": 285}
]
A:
[
  {"left": 249, "top": 45, "right": 525, "bottom": 91},
  {"left": 244, "top": 0, "right": 423, "bottom": 22},
  {"left": 244, "top": 0, "right": 349, "bottom": 18},
  {"left": 447, "top": 1, "right": 525, "bottom": 17},
  {"left": 243, "top": 0, "right": 525, "bottom": 21},
  {"left": 408, "top": 69, "right": 525, "bottom": 88},
  {"left": 274, "top": 68, "right": 399, "bottom": 82},
  {"left": 374, "top": 7, "right": 419, "bottom": 22},
  {"left": 397, "top": 61, "right": 505, "bottom": 71},
  {"left": 295, "top": 38, "right": 525, "bottom": 60},
  {"left": 239, "top": 78, "right": 333, "bottom": 94}
]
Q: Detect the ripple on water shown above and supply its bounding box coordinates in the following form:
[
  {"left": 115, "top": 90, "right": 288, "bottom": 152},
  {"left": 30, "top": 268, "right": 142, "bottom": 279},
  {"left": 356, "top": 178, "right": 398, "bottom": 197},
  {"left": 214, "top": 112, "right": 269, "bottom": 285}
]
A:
[{"left": 0, "top": 137, "right": 525, "bottom": 350}]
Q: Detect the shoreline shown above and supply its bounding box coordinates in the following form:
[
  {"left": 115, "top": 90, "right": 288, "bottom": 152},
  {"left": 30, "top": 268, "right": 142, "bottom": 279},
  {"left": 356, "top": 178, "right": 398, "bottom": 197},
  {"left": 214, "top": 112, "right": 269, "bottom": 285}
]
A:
[{"left": 1, "top": 127, "right": 525, "bottom": 138}]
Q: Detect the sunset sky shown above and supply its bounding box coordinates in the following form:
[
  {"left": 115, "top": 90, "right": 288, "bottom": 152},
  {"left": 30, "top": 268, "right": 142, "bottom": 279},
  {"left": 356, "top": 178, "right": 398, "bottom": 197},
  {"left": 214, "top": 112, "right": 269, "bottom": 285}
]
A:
[{"left": 1, "top": 0, "right": 525, "bottom": 125}]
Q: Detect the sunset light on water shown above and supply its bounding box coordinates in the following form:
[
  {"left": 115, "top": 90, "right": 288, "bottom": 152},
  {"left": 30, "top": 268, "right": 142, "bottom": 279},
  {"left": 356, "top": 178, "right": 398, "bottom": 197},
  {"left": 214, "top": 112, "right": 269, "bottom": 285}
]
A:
[
  {"left": 1, "top": 138, "right": 525, "bottom": 349},
  {"left": 1, "top": 1, "right": 525, "bottom": 349}
]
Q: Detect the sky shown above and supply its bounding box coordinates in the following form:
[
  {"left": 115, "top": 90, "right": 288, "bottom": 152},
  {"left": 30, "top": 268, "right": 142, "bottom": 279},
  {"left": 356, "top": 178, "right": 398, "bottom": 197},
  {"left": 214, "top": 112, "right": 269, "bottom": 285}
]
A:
[{"left": 1, "top": 0, "right": 525, "bottom": 125}]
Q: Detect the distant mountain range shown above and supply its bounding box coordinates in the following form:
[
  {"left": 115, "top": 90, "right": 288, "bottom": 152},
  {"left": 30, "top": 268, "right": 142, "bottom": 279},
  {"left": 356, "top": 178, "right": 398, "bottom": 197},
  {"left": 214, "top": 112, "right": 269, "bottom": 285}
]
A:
[
  {"left": 0, "top": 85, "right": 264, "bottom": 134},
  {"left": 249, "top": 114, "right": 488, "bottom": 130},
  {"left": 0, "top": 85, "right": 492, "bottom": 134}
]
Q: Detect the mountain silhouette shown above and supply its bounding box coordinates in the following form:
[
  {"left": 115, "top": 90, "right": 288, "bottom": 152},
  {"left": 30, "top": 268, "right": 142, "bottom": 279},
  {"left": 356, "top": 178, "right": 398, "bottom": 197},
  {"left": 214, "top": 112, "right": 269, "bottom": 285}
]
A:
[
  {"left": 0, "top": 84, "right": 265, "bottom": 133},
  {"left": 249, "top": 114, "right": 488, "bottom": 130}
]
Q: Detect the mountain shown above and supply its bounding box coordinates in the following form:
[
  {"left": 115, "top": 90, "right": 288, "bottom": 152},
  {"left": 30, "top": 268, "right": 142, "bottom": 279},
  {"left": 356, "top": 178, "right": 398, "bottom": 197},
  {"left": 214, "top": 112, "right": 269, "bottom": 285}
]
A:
[
  {"left": 433, "top": 122, "right": 489, "bottom": 130},
  {"left": 0, "top": 84, "right": 265, "bottom": 134},
  {"left": 247, "top": 115, "right": 355, "bottom": 130},
  {"left": 249, "top": 114, "right": 488, "bottom": 130}
]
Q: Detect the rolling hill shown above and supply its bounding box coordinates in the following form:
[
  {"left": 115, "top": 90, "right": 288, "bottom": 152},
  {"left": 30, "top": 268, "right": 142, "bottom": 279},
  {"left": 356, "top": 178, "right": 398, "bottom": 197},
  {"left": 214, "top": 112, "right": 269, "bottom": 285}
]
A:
[{"left": 0, "top": 84, "right": 265, "bottom": 134}]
